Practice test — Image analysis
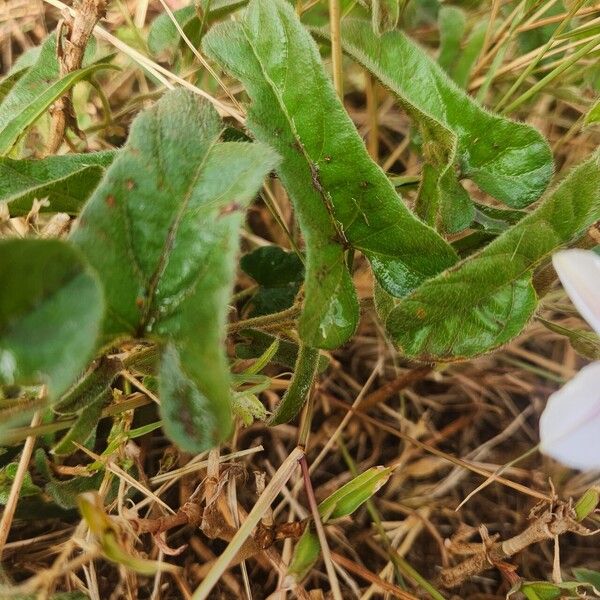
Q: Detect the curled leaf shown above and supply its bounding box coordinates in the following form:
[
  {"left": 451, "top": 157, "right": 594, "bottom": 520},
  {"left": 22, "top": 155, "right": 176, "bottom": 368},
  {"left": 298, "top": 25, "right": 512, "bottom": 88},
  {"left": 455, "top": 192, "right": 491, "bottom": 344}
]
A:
[
  {"left": 322, "top": 19, "right": 553, "bottom": 231},
  {"left": 383, "top": 153, "right": 600, "bottom": 361},
  {"left": 204, "top": 0, "right": 458, "bottom": 348}
]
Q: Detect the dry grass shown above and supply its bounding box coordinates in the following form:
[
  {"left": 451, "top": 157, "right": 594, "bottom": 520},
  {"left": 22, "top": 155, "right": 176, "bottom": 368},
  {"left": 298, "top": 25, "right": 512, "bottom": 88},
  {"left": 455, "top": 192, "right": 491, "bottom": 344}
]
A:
[{"left": 1, "top": 0, "right": 600, "bottom": 598}]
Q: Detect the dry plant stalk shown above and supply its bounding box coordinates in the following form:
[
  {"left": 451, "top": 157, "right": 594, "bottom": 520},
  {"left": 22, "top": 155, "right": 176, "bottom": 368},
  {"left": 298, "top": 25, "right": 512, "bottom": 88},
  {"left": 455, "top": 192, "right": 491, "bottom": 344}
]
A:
[
  {"left": 439, "top": 501, "right": 594, "bottom": 588},
  {"left": 47, "top": 0, "right": 107, "bottom": 153}
]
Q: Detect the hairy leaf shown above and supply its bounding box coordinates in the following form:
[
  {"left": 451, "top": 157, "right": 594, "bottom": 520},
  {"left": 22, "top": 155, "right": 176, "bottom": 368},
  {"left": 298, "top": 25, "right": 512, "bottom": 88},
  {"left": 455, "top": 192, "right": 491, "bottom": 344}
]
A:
[
  {"left": 0, "top": 46, "right": 41, "bottom": 103},
  {"left": 0, "top": 463, "right": 42, "bottom": 504},
  {"left": 585, "top": 98, "right": 600, "bottom": 126},
  {"left": 437, "top": 6, "right": 466, "bottom": 75},
  {"left": 148, "top": 5, "right": 199, "bottom": 61},
  {"left": 383, "top": 153, "right": 600, "bottom": 361},
  {"left": 325, "top": 20, "right": 553, "bottom": 230},
  {"left": 451, "top": 20, "right": 487, "bottom": 89},
  {"left": 0, "top": 63, "right": 112, "bottom": 156},
  {"left": 0, "top": 239, "right": 104, "bottom": 400},
  {"left": 72, "top": 89, "right": 278, "bottom": 452},
  {"left": 52, "top": 391, "right": 107, "bottom": 456},
  {"left": 372, "top": 0, "right": 400, "bottom": 34},
  {"left": 148, "top": 1, "right": 247, "bottom": 62},
  {"left": 573, "top": 568, "right": 600, "bottom": 590},
  {"left": 0, "top": 151, "right": 115, "bottom": 215},
  {"left": 0, "top": 36, "right": 111, "bottom": 155},
  {"left": 204, "top": 0, "right": 458, "bottom": 348},
  {"left": 538, "top": 317, "right": 600, "bottom": 360}
]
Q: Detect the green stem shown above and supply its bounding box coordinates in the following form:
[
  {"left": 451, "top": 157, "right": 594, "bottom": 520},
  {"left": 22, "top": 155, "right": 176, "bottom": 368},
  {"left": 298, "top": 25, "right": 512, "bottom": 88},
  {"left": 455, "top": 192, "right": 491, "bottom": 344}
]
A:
[
  {"left": 269, "top": 343, "right": 319, "bottom": 425},
  {"left": 227, "top": 304, "right": 301, "bottom": 335}
]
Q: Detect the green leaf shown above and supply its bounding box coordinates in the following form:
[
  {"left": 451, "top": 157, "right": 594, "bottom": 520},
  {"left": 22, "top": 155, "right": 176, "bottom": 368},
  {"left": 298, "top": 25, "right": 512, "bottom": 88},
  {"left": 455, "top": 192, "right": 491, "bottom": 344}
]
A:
[
  {"left": 0, "top": 239, "right": 104, "bottom": 400},
  {"left": 148, "top": 1, "right": 248, "bottom": 62},
  {"left": 197, "top": 0, "right": 248, "bottom": 18},
  {"left": 268, "top": 343, "right": 319, "bottom": 425},
  {"left": 240, "top": 245, "right": 304, "bottom": 316},
  {"left": 0, "top": 35, "right": 111, "bottom": 155},
  {"left": 54, "top": 356, "right": 122, "bottom": 415},
  {"left": 52, "top": 391, "right": 108, "bottom": 456},
  {"left": 235, "top": 329, "right": 330, "bottom": 373},
  {"left": 318, "top": 465, "right": 391, "bottom": 521},
  {"left": 0, "top": 45, "right": 41, "bottom": 103},
  {"left": 372, "top": 0, "right": 400, "bottom": 34},
  {"left": 584, "top": 98, "right": 600, "bottom": 126},
  {"left": 538, "top": 317, "right": 600, "bottom": 360},
  {"left": 232, "top": 392, "right": 267, "bottom": 425},
  {"left": 437, "top": 6, "right": 467, "bottom": 75},
  {"left": 0, "top": 62, "right": 114, "bottom": 156},
  {"left": 0, "top": 151, "right": 115, "bottom": 216},
  {"left": 71, "top": 89, "right": 279, "bottom": 452},
  {"left": 574, "top": 488, "right": 600, "bottom": 521},
  {"left": 520, "top": 582, "right": 562, "bottom": 600},
  {"left": 573, "top": 567, "right": 600, "bottom": 591},
  {"left": 148, "top": 5, "right": 199, "bottom": 60},
  {"left": 289, "top": 466, "right": 391, "bottom": 582},
  {"left": 203, "top": 0, "right": 458, "bottom": 348},
  {"left": 382, "top": 153, "right": 600, "bottom": 361},
  {"left": 451, "top": 20, "right": 487, "bottom": 89},
  {"left": 0, "top": 37, "right": 57, "bottom": 117},
  {"left": 34, "top": 448, "right": 105, "bottom": 509},
  {"left": 288, "top": 528, "right": 321, "bottom": 582},
  {"left": 0, "top": 462, "right": 42, "bottom": 504},
  {"left": 325, "top": 19, "right": 553, "bottom": 229}
]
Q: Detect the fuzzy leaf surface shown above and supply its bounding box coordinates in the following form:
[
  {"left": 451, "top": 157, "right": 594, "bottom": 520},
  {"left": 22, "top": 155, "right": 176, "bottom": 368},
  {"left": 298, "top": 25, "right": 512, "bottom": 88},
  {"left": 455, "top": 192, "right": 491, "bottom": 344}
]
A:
[
  {"left": 203, "top": 0, "right": 458, "bottom": 348},
  {"left": 327, "top": 20, "right": 553, "bottom": 229},
  {"left": 0, "top": 239, "right": 103, "bottom": 399},
  {"left": 0, "top": 152, "right": 115, "bottom": 215},
  {"left": 384, "top": 154, "right": 600, "bottom": 361},
  {"left": 72, "top": 89, "right": 278, "bottom": 452}
]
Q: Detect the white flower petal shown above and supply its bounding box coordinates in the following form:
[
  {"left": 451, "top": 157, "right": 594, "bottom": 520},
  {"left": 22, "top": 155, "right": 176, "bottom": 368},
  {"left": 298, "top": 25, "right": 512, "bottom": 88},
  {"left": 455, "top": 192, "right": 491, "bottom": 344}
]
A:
[
  {"left": 552, "top": 249, "right": 600, "bottom": 335},
  {"left": 540, "top": 361, "right": 600, "bottom": 470}
]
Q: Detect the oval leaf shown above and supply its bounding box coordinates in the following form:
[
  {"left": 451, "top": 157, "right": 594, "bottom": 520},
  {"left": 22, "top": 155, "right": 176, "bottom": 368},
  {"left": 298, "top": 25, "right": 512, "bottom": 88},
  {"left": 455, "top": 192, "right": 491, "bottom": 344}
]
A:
[
  {"left": 0, "top": 238, "right": 104, "bottom": 400},
  {"left": 0, "top": 151, "right": 115, "bottom": 216},
  {"left": 71, "top": 89, "right": 279, "bottom": 452}
]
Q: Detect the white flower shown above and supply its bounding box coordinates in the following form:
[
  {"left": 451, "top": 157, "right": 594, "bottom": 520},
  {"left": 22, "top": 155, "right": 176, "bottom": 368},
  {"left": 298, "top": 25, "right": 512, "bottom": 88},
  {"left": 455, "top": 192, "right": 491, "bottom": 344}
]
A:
[{"left": 539, "top": 249, "right": 600, "bottom": 470}]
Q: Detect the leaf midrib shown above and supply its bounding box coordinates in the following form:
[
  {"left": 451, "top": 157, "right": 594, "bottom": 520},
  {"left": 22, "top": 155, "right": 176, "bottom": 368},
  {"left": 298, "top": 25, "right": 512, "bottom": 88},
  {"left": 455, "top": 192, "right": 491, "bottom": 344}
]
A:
[{"left": 138, "top": 126, "right": 221, "bottom": 333}]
